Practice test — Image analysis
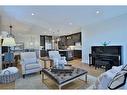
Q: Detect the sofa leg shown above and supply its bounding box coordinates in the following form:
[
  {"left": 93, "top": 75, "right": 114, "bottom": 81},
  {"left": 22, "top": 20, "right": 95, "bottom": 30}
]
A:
[
  {"left": 23, "top": 75, "right": 25, "bottom": 79},
  {"left": 40, "top": 71, "right": 42, "bottom": 74}
]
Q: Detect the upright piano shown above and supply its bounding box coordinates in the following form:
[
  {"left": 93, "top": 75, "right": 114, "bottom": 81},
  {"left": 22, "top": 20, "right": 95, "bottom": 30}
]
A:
[{"left": 89, "top": 46, "right": 122, "bottom": 69}]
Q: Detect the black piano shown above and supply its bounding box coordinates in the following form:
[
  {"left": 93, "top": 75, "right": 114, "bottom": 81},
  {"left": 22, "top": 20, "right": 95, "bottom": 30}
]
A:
[{"left": 89, "top": 46, "right": 122, "bottom": 70}]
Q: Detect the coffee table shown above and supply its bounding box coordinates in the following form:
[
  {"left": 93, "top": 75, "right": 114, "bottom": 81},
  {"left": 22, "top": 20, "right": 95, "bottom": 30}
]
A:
[{"left": 41, "top": 67, "right": 88, "bottom": 89}]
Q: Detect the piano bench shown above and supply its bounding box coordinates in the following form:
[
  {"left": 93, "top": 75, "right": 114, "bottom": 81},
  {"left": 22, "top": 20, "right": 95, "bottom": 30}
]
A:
[{"left": 95, "top": 60, "right": 112, "bottom": 71}]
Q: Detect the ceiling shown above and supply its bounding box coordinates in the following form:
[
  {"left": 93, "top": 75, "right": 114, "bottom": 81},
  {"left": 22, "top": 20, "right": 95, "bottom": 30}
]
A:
[{"left": 0, "top": 6, "right": 127, "bottom": 36}]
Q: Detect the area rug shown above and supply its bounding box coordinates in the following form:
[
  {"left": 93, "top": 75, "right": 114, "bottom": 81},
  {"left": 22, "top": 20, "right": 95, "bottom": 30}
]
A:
[{"left": 15, "top": 73, "right": 97, "bottom": 89}]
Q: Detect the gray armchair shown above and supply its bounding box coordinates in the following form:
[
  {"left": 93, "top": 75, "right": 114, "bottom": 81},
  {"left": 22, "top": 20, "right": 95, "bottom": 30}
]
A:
[
  {"left": 48, "top": 51, "right": 68, "bottom": 67},
  {"left": 20, "top": 52, "right": 42, "bottom": 78}
]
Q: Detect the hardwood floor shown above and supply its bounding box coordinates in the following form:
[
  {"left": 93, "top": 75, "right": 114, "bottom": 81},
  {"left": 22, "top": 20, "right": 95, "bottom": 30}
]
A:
[
  {"left": 0, "top": 59, "right": 104, "bottom": 89},
  {"left": 68, "top": 59, "right": 104, "bottom": 77}
]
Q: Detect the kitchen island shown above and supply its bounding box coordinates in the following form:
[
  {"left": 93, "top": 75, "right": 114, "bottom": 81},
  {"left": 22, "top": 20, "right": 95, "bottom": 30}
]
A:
[{"left": 59, "top": 50, "right": 74, "bottom": 61}]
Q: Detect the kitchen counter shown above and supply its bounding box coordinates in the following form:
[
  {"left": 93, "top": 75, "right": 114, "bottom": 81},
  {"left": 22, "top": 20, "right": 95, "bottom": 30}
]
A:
[
  {"left": 59, "top": 48, "right": 82, "bottom": 51},
  {"left": 59, "top": 49, "right": 73, "bottom": 51}
]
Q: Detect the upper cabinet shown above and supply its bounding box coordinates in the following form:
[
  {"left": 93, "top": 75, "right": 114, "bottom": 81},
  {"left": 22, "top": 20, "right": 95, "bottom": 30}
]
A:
[
  {"left": 40, "top": 32, "right": 81, "bottom": 50},
  {"left": 66, "top": 32, "right": 81, "bottom": 46},
  {"left": 72, "top": 32, "right": 81, "bottom": 43},
  {"left": 58, "top": 32, "right": 81, "bottom": 49},
  {"left": 58, "top": 36, "right": 67, "bottom": 49},
  {"left": 66, "top": 35, "right": 74, "bottom": 46}
]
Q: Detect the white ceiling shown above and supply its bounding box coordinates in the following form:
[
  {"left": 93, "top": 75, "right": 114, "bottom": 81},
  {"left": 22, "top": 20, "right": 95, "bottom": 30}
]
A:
[{"left": 0, "top": 6, "right": 127, "bottom": 36}]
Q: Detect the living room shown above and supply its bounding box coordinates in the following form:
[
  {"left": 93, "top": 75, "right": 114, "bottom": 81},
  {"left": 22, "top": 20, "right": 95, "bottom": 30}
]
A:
[{"left": 0, "top": 5, "right": 127, "bottom": 91}]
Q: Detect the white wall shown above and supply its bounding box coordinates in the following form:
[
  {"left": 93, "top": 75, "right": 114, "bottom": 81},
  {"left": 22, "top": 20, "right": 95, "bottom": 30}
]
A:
[
  {"left": 82, "top": 14, "right": 127, "bottom": 65},
  {"left": 14, "top": 33, "right": 40, "bottom": 49}
]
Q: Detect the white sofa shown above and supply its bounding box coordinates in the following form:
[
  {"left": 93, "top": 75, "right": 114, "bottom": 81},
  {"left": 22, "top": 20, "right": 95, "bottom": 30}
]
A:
[
  {"left": 94, "top": 65, "right": 127, "bottom": 89},
  {"left": 20, "top": 52, "right": 42, "bottom": 78}
]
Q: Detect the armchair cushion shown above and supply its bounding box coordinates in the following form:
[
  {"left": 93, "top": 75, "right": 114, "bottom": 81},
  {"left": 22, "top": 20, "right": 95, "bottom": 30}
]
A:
[
  {"left": 48, "top": 51, "right": 67, "bottom": 66},
  {"left": 48, "top": 51, "right": 62, "bottom": 59},
  {"left": 23, "top": 58, "right": 37, "bottom": 64},
  {"left": 61, "top": 56, "right": 66, "bottom": 60},
  {"left": 59, "top": 58, "right": 67, "bottom": 64},
  {"left": 25, "top": 63, "right": 41, "bottom": 70}
]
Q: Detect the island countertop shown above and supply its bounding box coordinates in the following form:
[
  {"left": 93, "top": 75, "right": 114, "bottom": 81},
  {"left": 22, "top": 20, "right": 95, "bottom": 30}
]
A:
[{"left": 58, "top": 49, "right": 73, "bottom": 51}]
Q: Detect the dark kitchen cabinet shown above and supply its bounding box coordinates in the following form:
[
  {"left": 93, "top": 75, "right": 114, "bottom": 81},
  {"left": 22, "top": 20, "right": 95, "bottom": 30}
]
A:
[
  {"left": 66, "top": 32, "right": 81, "bottom": 46},
  {"left": 66, "top": 35, "right": 74, "bottom": 46},
  {"left": 58, "top": 36, "right": 67, "bottom": 49},
  {"left": 72, "top": 32, "right": 81, "bottom": 43},
  {"left": 74, "top": 50, "right": 82, "bottom": 58},
  {"left": 58, "top": 32, "right": 81, "bottom": 48}
]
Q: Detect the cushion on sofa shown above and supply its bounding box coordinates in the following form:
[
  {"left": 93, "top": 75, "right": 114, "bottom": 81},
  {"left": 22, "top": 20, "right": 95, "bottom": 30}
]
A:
[
  {"left": 108, "top": 70, "right": 127, "bottom": 89},
  {"left": 25, "top": 63, "right": 41, "bottom": 70}
]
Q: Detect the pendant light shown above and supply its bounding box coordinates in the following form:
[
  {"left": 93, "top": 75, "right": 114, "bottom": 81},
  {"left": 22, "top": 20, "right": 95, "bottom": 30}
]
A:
[{"left": 2, "top": 25, "right": 16, "bottom": 46}]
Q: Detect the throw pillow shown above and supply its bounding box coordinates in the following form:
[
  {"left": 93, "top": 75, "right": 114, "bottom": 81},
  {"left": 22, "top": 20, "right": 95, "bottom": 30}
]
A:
[{"left": 108, "top": 70, "right": 127, "bottom": 90}]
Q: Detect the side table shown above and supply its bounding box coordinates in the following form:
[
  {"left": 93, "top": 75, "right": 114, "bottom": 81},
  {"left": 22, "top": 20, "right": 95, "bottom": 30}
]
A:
[{"left": 40, "top": 57, "right": 53, "bottom": 68}]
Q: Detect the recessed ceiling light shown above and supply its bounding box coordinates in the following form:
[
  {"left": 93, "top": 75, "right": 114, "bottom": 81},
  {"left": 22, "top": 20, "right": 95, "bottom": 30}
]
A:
[
  {"left": 96, "top": 10, "right": 100, "bottom": 14},
  {"left": 31, "top": 13, "right": 35, "bottom": 16}
]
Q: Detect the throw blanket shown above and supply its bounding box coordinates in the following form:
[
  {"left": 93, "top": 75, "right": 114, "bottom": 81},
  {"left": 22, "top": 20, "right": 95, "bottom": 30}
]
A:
[{"left": 94, "top": 65, "right": 123, "bottom": 89}]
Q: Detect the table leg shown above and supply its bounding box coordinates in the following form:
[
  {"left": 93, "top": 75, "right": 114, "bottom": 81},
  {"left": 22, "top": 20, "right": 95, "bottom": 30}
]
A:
[
  {"left": 50, "top": 60, "right": 53, "bottom": 68},
  {"left": 85, "top": 74, "right": 87, "bottom": 83},
  {"left": 44, "top": 61, "right": 46, "bottom": 68},
  {"left": 42, "top": 72, "right": 44, "bottom": 82},
  {"left": 58, "top": 85, "right": 61, "bottom": 90}
]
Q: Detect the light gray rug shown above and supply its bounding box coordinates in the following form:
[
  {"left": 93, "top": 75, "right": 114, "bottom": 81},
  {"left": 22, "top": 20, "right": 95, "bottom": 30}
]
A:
[{"left": 15, "top": 73, "right": 97, "bottom": 89}]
